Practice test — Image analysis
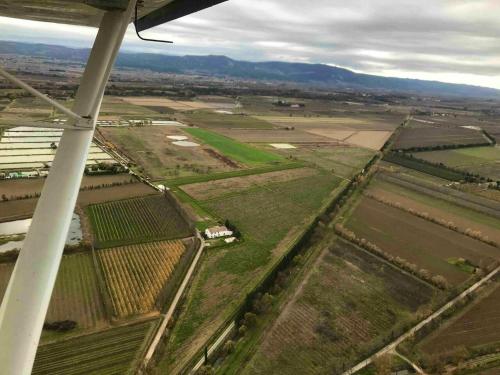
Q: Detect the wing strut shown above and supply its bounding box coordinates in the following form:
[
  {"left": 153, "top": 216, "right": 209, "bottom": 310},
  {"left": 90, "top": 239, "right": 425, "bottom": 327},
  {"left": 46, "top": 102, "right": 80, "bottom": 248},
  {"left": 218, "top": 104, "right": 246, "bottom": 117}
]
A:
[{"left": 0, "top": 1, "right": 137, "bottom": 374}]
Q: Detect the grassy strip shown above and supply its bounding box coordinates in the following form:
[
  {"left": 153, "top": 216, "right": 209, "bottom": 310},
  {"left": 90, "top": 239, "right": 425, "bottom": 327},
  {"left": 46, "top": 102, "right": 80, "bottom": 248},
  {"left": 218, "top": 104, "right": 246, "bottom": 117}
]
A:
[
  {"left": 164, "top": 161, "right": 304, "bottom": 187},
  {"left": 184, "top": 127, "right": 285, "bottom": 165}
]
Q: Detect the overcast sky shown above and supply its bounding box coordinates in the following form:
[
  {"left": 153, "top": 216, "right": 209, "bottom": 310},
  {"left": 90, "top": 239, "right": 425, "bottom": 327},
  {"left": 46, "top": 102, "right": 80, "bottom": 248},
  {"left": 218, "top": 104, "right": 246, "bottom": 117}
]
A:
[{"left": 1, "top": 0, "right": 499, "bottom": 89}]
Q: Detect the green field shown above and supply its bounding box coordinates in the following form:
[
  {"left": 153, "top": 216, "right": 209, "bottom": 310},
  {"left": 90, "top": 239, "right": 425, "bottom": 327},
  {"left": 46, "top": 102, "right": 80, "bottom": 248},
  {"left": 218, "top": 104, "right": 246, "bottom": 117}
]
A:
[
  {"left": 236, "top": 239, "right": 437, "bottom": 374},
  {"left": 32, "top": 320, "right": 156, "bottom": 375},
  {"left": 183, "top": 127, "right": 284, "bottom": 165},
  {"left": 1, "top": 254, "right": 108, "bottom": 340},
  {"left": 87, "top": 195, "right": 192, "bottom": 248},
  {"left": 273, "top": 145, "right": 375, "bottom": 178},
  {"left": 415, "top": 146, "right": 500, "bottom": 180},
  {"left": 184, "top": 111, "right": 274, "bottom": 129},
  {"left": 158, "top": 171, "right": 344, "bottom": 373}
]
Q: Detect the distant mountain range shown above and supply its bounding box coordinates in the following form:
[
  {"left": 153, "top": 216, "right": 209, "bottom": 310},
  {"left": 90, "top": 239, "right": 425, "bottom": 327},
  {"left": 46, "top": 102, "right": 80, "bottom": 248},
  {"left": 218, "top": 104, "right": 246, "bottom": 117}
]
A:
[{"left": 1, "top": 40, "right": 499, "bottom": 99}]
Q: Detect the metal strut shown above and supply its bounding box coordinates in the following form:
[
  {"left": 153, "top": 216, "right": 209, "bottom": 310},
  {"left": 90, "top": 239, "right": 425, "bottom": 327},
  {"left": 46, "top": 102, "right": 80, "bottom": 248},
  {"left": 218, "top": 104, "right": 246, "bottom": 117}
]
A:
[
  {"left": 0, "top": 67, "right": 92, "bottom": 129},
  {"left": 0, "top": 1, "right": 137, "bottom": 374}
]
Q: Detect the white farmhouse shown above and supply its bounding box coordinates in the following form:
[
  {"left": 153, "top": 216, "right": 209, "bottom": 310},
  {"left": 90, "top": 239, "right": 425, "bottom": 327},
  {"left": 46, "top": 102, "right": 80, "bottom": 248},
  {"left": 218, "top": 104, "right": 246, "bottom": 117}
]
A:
[{"left": 205, "top": 226, "right": 233, "bottom": 239}]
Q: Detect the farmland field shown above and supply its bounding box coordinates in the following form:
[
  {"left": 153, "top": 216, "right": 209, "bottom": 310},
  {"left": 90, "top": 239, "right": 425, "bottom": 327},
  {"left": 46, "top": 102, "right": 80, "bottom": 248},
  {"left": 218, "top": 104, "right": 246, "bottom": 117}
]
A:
[
  {"left": 414, "top": 146, "right": 500, "bottom": 180},
  {"left": 254, "top": 115, "right": 401, "bottom": 131},
  {"left": 421, "top": 279, "right": 500, "bottom": 354},
  {"left": 158, "top": 171, "right": 344, "bottom": 373},
  {"left": 97, "top": 240, "right": 186, "bottom": 318},
  {"left": 393, "top": 127, "right": 489, "bottom": 150},
  {"left": 239, "top": 239, "right": 437, "bottom": 375},
  {"left": 213, "top": 128, "right": 337, "bottom": 144},
  {"left": 32, "top": 320, "right": 156, "bottom": 375},
  {"left": 183, "top": 111, "right": 273, "bottom": 129},
  {"left": 45, "top": 253, "right": 108, "bottom": 331},
  {"left": 273, "top": 144, "right": 375, "bottom": 179},
  {"left": 183, "top": 127, "right": 285, "bottom": 165},
  {"left": 87, "top": 195, "right": 192, "bottom": 248},
  {"left": 0, "top": 254, "right": 108, "bottom": 335},
  {"left": 368, "top": 177, "right": 500, "bottom": 243},
  {"left": 99, "top": 126, "right": 235, "bottom": 180},
  {"left": 180, "top": 167, "right": 317, "bottom": 200},
  {"left": 345, "top": 197, "right": 499, "bottom": 285}
]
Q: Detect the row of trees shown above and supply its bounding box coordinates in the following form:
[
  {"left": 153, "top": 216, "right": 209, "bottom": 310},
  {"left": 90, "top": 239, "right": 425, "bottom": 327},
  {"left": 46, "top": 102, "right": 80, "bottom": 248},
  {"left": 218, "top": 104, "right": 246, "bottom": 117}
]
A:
[
  {"left": 365, "top": 192, "right": 500, "bottom": 249},
  {"left": 334, "top": 223, "right": 449, "bottom": 289}
]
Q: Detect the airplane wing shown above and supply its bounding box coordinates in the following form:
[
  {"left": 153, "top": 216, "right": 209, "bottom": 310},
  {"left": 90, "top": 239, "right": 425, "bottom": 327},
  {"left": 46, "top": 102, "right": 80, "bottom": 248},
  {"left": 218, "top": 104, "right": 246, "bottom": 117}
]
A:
[{"left": 0, "top": 0, "right": 227, "bottom": 29}]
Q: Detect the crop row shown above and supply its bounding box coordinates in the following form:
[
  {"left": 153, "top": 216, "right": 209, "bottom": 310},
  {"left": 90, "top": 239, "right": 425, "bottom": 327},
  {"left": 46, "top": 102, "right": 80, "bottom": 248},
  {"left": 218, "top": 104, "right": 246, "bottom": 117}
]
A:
[
  {"left": 45, "top": 253, "right": 107, "bottom": 329},
  {"left": 88, "top": 195, "right": 191, "bottom": 247},
  {"left": 98, "top": 240, "right": 186, "bottom": 318},
  {"left": 33, "top": 321, "right": 154, "bottom": 375}
]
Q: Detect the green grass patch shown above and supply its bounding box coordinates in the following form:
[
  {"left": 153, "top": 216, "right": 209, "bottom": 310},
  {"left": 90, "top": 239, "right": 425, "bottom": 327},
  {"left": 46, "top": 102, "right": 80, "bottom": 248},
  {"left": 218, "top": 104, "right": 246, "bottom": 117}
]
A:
[
  {"left": 184, "top": 111, "right": 274, "bottom": 129},
  {"left": 183, "top": 127, "right": 284, "bottom": 165},
  {"left": 447, "top": 258, "right": 476, "bottom": 274}
]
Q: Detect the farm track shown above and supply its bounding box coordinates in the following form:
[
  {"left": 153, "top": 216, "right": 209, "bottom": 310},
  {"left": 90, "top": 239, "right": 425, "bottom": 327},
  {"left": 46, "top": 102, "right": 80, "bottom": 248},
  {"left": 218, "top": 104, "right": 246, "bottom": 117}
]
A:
[{"left": 342, "top": 265, "right": 500, "bottom": 375}]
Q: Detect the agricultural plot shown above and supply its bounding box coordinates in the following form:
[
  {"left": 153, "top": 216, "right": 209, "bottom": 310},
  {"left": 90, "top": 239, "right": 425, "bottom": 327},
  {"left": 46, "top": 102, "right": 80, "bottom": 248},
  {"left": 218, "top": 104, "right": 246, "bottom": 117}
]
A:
[
  {"left": 32, "top": 320, "right": 156, "bottom": 375},
  {"left": 393, "top": 127, "right": 489, "bottom": 150},
  {"left": 45, "top": 253, "right": 108, "bottom": 331},
  {"left": 99, "top": 126, "right": 234, "bottom": 180},
  {"left": 273, "top": 144, "right": 375, "bottom": 179},
  {"left": 123, "top": 97, "right": 235, "bottom": 112},
  {"left": 254, "top": 115, "right": 400, "bottom": 131},
  {"left": 378, "top": 172, "right": 500, "bottom": 220},
  {"left": 97, "top": 240, "right": 186, "bottom": 318},
  {"left": 87, "top": 195, "right": 192, "bottom": 248},
  {"left": 239, "top": 240, "right": 437, "bottom": 375},
  {"left": 214, "top": 128, "right": 337, "bottom": 144},
  {"left": 180, "top": 167, "right": 317, "bottom": 201},
  {"left": 158, "top": 172, "right": 343, "bottom": 374},
  {"left": 99, "top": 96, "right": 157, "bottom": 117},
  {"left": 0, "top": 254, "right": 107, "bottom": 333},
  {"left": 345, "top": 197, "right": 499, "bottom": 286},
  {"left": 414, "top": 146, "right": 500, "bottom": 180},
  {"left": 184, "top": 128, "right": 285, "bottom": 165},
  {"left": 368, "top": 177, "right": 500, "bottom": 243},
  {"left": 421, "top": 279, "right": 500, "bottom": 354},
  {"left": 184, "top": 111, "right": 273, "bottom": 129}
]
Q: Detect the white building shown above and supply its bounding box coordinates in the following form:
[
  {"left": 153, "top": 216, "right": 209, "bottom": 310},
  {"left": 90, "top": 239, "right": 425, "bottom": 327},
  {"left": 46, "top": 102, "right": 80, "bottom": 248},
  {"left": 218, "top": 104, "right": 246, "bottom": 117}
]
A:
[{"left": 205, "top": 226, "right": 233, "bottom": 239}]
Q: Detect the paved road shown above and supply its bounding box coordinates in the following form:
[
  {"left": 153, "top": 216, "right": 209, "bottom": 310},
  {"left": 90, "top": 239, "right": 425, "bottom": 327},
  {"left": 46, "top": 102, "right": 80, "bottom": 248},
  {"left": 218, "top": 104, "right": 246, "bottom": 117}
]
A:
[{"left": 342, "top": 265, "right": 500, "bottom": 375}]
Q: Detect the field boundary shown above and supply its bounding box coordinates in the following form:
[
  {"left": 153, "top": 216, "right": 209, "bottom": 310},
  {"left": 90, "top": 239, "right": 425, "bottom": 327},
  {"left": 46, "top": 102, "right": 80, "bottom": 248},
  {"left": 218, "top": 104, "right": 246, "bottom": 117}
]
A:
[{"left": 342, "top": 265, "right": 500, "bottom": 375}]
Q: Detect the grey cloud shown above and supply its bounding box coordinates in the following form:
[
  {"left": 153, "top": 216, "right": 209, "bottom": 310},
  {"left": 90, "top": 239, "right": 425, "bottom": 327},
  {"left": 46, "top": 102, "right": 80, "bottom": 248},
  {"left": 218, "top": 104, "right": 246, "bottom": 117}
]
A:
[{"left": 0, "top": 0, "right": 499, "bottom": 88}]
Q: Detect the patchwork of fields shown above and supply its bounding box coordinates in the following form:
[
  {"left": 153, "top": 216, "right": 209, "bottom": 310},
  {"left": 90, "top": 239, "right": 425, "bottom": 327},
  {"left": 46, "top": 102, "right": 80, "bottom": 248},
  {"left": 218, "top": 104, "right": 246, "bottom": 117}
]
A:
[
  {"left": 421, "top": 279, "right": 500, "bottom": 354},
  {"left": 414, "top": 146, "right": 500, "bottom": 180},
  {"left": 87, "top": 195, "right": 192, "bottom": 248},
  {"left": 32, "top": 320, "right": 156, "bottom": 375},
  {"left": 99, "top": 126, "right": 236, "bottom": 180},
  {"left": 98, "top": 240, "right": 186, "bottom": 318},
  {"left": 345, "top": 197, "right": 498, "bottom": 285},
  {"left": 394, "top": 127, "right": 489, "bottom": 150},
  {"left": 184, "top": 127, "right": 285, "bottom": 165},
  {"left": 239, "top": 240, "right": 437, "bottom": 374},
  {"left": 0, "top": 254, "right": 108, "bottom": 335},
  {"left": 159, "top": 171, "right": 344, "bottom": 373}
]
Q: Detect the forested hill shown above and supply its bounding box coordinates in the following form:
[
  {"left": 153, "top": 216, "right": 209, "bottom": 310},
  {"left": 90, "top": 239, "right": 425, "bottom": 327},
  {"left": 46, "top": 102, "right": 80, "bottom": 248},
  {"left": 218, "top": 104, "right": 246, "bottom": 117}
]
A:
[{"left": 1, "top": 40, "right": 499, "bottom": 98}]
